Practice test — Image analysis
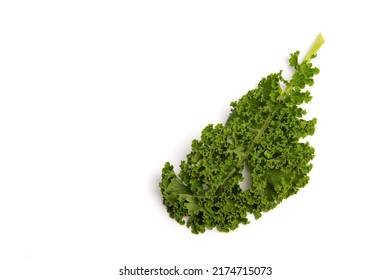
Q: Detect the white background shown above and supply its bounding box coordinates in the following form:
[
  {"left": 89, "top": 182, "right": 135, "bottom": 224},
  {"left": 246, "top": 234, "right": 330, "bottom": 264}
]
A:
[{"left": 1, "top": 1, "right": 389, "bottom": 279}]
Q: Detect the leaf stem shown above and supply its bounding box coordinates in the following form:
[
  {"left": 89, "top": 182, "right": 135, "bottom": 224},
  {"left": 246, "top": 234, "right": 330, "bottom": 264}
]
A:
[
  {"left": 303, "top": 33, "right": 325, "bottom": 63},
  {"left": 284, "top": 33, "right": 325, "bottom": 95}
]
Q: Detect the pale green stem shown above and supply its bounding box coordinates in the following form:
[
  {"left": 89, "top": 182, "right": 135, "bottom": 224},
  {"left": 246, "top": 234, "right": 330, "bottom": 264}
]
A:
[
  {"left": 303, "top": 33, "right": 325, "bottom": 63},
  {"left": 284, "top": 33, "right": 325, "bottom": 95}
]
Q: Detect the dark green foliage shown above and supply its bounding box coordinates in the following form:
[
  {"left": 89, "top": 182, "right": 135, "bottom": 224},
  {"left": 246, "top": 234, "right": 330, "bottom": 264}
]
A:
[{"left": 160, "top": 36, "right": 323, "bottom": 234}]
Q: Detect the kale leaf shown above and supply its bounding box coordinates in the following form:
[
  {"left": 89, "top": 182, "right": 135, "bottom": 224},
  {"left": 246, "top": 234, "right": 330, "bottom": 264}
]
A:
[{"left": 160, "top": 34, "right": 324, "bottom": 234}]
